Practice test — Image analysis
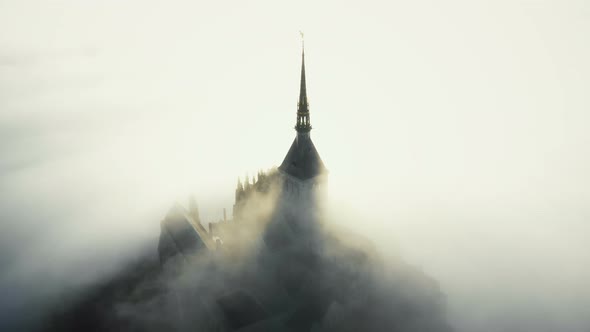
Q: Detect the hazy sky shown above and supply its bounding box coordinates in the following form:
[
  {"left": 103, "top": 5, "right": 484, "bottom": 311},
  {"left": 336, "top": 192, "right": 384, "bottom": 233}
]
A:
[{"left": 1, "top": 1, "right": 589, "bottom": 331}]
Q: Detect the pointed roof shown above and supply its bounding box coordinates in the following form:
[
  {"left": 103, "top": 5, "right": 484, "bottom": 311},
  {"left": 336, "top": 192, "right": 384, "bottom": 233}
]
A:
[{"left": 279, "top": 134, "right": 326, "bottom": 180}]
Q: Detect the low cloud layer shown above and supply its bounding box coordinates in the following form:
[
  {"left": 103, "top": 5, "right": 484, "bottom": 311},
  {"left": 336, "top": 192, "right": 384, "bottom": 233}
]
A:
[
  {"left": 2, "top": 1, "right": 590, "bottom": 331},
  {"left": 39, "top": 184, "right": 453, "bottom": 332}
]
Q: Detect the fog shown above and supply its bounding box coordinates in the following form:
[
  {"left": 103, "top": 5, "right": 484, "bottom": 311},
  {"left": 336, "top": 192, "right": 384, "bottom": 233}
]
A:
[{"left": 1, "top": 0, "right": 589, "bottom": 331}]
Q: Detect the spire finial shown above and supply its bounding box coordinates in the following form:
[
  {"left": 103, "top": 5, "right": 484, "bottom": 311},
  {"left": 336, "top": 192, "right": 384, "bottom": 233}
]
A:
[{"left": 299, "top": 30, "right": 304, "bottom": 55}]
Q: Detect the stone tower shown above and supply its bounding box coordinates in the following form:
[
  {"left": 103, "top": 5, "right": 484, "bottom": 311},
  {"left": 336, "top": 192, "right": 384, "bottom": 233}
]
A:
[{"left": 278, "top": 47, "right": 327, "bottom": 203}]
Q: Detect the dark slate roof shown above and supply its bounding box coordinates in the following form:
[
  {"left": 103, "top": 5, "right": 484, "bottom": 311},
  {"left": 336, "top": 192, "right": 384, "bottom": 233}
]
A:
[
  {"left": 279, "top": 134, "right": 326, "bottom": 180},
  {"left": 157, "top": 204, "right": 213, "bottom": 263}
]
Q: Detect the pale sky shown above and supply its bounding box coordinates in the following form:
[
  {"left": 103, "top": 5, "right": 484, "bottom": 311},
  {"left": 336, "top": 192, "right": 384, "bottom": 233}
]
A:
[{"left": 1, "top": 1, "right": 589, "bottom": 331}]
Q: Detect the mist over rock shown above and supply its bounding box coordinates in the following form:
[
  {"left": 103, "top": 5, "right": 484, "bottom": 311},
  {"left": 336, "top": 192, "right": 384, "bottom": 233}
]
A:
[
  {"left": 41, "top": 47, "right": 453, "bottom": 332},
  {"left": 43, "top": 172, "right": 453, "bottom": 332}
]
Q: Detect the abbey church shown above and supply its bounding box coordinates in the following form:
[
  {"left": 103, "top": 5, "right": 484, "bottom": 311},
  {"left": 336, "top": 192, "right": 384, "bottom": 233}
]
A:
[
  {"left": 46, "top": 47, "right": 452, "bottom": 332},
  {"left": 159, "top": 47, "right": 328, "bottom": 261}
]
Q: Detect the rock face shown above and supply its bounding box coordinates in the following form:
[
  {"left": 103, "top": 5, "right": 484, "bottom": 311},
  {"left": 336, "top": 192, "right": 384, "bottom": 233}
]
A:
[
  {"left": 42, "top": 173, "right": 453, "bottom": 332},
  {"left": 42, "top": 49, "right": 453, "bottom": 332},
  {"left": 146, "top": 179, "right": 453, "bottom": 332},
  {"left": 42, "top": 186, "right": 453, "bottom": 332}
]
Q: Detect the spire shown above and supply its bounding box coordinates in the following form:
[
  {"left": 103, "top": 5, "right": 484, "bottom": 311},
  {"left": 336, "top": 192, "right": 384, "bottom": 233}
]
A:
[
  {"left": 279, "top": 36, "right": 327, "bottom": 180},
  {"left": 296, "top": 33, "right": 311, "bottom": 133}
]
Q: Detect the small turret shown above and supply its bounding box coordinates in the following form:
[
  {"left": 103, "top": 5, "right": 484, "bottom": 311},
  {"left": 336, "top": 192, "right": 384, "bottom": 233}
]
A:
[
  {"left": 235, "top": 177, "right": 244, "bottom": 201},
  {"left": 245, "top": 174, "right": 251, "bottom": 190}
]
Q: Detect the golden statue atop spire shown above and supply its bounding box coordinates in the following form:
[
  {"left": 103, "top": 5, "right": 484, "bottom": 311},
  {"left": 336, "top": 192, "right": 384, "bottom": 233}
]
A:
[{"left": 299, "top": 30, "right": 304, "bottom": 52}]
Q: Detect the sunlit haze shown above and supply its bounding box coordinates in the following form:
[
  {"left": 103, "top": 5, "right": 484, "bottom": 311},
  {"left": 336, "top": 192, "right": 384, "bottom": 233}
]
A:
[{"left": 1, "top": 1, "right": 589, "bottom": 331}]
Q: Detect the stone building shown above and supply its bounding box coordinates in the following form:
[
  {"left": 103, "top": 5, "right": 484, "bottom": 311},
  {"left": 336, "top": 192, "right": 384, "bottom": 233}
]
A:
[
  {"left": 46, "top": 47, "right": 453, "bottom": 332},
  {"left": 158, "top": 47, "right": 328, "bottom": 262}
]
